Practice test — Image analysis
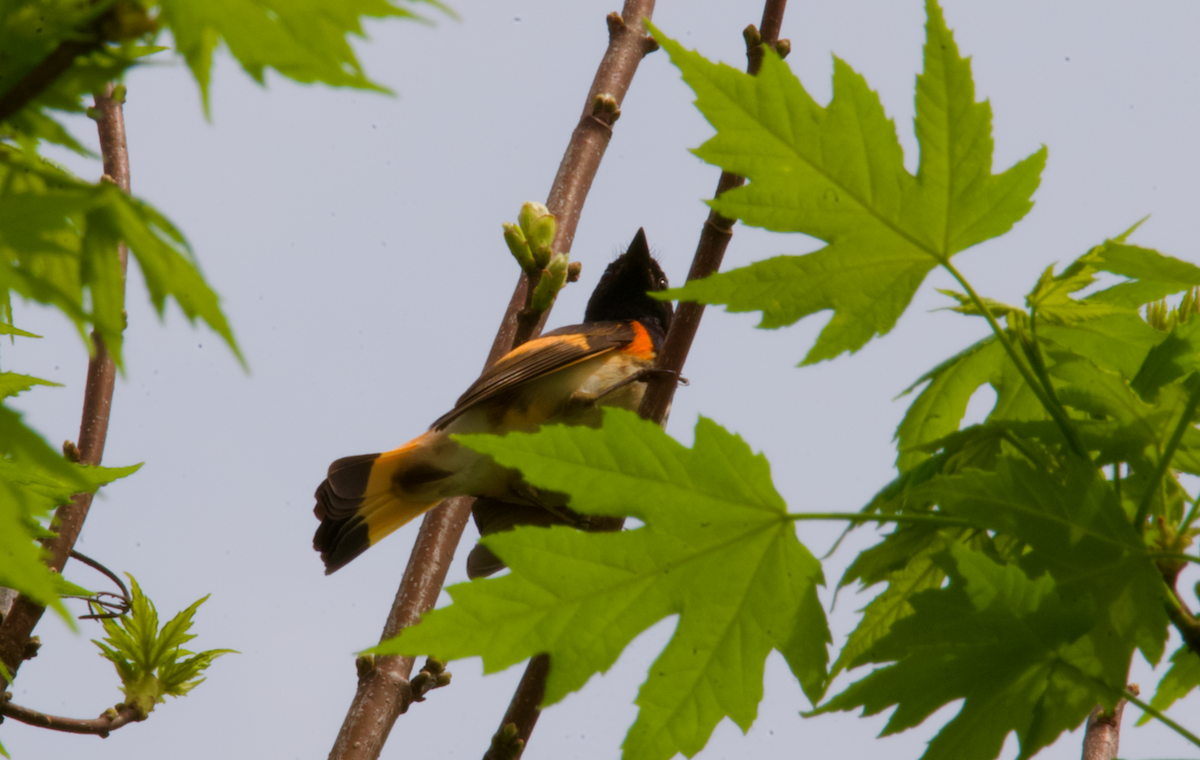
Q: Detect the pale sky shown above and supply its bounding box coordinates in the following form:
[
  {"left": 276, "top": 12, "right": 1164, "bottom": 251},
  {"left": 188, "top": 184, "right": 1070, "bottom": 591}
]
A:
[{"left": 5, "top": 1, "right": 1200, "bottom": 758}]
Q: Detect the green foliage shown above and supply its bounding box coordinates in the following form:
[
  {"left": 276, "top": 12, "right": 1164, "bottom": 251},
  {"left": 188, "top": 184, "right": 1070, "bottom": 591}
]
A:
[
  {"left": 0, "top": 147, "right": 241, "bottom": 369},
  {"left": 92, "top": 576, "right": 235, "bottom": 717},
  {"left": 649, "top": 1, "right": 1045, "bottom": 364},
  {"left": 372, "top": 410, "right": 829, "bottom": 760},
  {"left": 158, "top": 0, "right": 447, "bottom": 116},
  {"left": 0, "top": 369, "right": 139, "bottom": 623},
  {"left": 1140, "top": 646, "right": 1200, "bottom": 725},
  {"left": 818, "top": 542, "right": 1116, "bottom": 760}
]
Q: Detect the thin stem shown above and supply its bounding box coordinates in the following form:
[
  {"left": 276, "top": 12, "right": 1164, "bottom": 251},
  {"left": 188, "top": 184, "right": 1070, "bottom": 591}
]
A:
[
  {"left": 0, "top": 84, "right": 130, "bottom": 687},
  {"left": 328, "top": 4, "right": 660, "bottom": 759},
  {"left": 0, "top": 698, "right": 143, "bottom": 737},
  {"left": 1180, "top": 493, "right": 1200, "bottom": 535},
  {"left": 1124, "top": 688, "right": 1200, "bottom": 749},
  {"left": 939, "top": 259, "right": 1089, "bottom": 460},
  {"left": 1148, "top": 551, "right": 1200, "bottom": 567},
  {"left": 1135, "top": 374, "right": 1200, "bottom": 532},
  {"left": 787, "top": 512, "right": 973, "bottom": 528}
]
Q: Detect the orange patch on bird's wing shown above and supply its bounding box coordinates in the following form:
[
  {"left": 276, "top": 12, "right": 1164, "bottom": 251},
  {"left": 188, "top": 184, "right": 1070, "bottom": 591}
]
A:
[{"left": 621, "top": 321, "right": 655, "bottom": 360}]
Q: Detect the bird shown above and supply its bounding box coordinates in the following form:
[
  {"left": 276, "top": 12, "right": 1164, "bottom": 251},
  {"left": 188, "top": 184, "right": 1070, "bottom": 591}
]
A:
[{"left": 313, "top": 228, "right": 674, "bottom": 574}]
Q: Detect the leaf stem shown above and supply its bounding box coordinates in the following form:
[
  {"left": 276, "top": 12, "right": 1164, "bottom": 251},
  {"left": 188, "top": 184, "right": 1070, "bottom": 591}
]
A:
[
  {"left": 1147, "top": 551, "right": 1200, "bottom": 566},
  {"left": 1123, "top": 688, "right": 1200, "bottom": 748},
  {"left": 1134, "top": 373, "right": 1200, "bottom": 533},
  {"left": 939, "top": 259, "right": 1089, "bottom": 460},
  {"left": 787, "top": 512, "right": 973, "bottom": 528}
]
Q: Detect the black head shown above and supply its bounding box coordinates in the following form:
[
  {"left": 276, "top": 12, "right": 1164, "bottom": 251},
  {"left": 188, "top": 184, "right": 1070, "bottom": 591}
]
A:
[{"left": 584, "top": 229, "right": 674, "bottom": 334}]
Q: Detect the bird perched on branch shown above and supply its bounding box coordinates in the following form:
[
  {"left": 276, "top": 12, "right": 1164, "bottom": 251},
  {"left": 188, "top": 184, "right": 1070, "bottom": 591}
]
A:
[{"left": 313, "top": 229, "right": 674, "bottom": 574}]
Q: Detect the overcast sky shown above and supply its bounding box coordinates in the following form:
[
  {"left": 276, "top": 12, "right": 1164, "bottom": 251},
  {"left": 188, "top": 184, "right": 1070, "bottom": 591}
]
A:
[{"left": 5, "top": 1, "right": 1200, "bottom": 758}]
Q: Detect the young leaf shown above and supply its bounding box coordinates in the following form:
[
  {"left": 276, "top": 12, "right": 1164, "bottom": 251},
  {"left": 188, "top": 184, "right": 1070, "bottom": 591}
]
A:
[
  {"left": 371, "top": 410, "right": 829, "bottom": 760},
  {"left": 650, "top": 1, "right": 1045, "bottom": 363},
  {"left": 817, "top": 542, "right": 1113, "bottom": 760},
  {"left": 92, "top": 576, "right": 234, "bottom": 717}
]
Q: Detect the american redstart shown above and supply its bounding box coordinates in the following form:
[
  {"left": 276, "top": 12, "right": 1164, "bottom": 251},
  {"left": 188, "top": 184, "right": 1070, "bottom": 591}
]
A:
[{"left": 314, "top": 229, "right": 674, "bottom": 574}]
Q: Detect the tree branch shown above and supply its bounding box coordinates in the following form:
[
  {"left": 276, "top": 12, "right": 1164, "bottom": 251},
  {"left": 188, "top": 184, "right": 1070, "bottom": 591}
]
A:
[
  {"left": 487, "top": 3, "right": 791, "bottom": 758},
  {"left": 326, "top": 4, "right": 659, "bottom": 759},
  {"left": 0, "top": 697, "right": 143, "bottom": 738},
  {"left": 638, "top": 5, "right": 789, "bottom": 426},
  {"left": 0, "top": 84, "right": 131, "bottom": 688},
  {"left": 0, "top": 39, "right": 98, "bottom": 125},
  {"left": 1081, "top": 687, "right": 1133, "bottom": 760}
]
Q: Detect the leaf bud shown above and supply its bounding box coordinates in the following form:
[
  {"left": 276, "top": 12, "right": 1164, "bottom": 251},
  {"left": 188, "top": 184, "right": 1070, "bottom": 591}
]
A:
[{"left": 503, "top": 223, "right": 535, "bottom": 271}]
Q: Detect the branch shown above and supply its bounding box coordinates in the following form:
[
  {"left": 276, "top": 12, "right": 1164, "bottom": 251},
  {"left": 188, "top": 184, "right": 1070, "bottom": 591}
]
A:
[
  {"left": 0, "top": 84, "right": 131, "bottom": 688},
  {"left": 0, "top": 697, "right": 143, "bottom": 738},
  {"left": 487, "top": 3, "right": 791, "bottom": 758},
  {"left": 1081, "top": 688, "right": 1133, "bottom": 760},
  {"left": 0, "top": 39, "right": 98, "bottom": 125},
  {"left": 638, "top": 6, "right": 790, "bottom": 426},
  {"left": 326, "top": 4, "right": 659, "bottom": 759}
]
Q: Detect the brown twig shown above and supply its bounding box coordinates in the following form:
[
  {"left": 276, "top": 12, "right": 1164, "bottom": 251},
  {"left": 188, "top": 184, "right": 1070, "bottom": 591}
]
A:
[
  {"left": 0, "top": 40, "right": 98, "bottom": 125},
  {"left": 0, "top": 84, "right": 131, "bottom": 687},
  {"left": 486, "top": 4, "right": 790, "bottom": 758},
  {"left": 326, "top": 4, "right": 659, "bottom": 759},
  {"left": 639, "top": 4, "right": 789, "bottom": 425},
  {"left": 1081, "top": 686, "right": 1135, "bottom": 760},
  {"left": 0, "top": 697, "right": 143, "bottom": 738},
  {"left": 481, "top": 654, "right": 548, "bottom": 760}
]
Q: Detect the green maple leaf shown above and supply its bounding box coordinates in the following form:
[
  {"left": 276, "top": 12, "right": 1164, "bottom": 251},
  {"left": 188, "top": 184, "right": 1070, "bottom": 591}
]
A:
[
  {"left": 158, "top": 0, "right": 449, "bottom": 115},
  {"left": 1139, "top": 645, "right": 1200, "bottom": 725},
  {"left": 817, "top": 542, "right": 1113, "bottom": 760},
  {"left": 914, "top": 456, "right": 1169, "bottom": 670},
  {"left": 650, "top": 0, "right": 1045, "bottom": 364},
  {"left": 0, "top": 148, "right": 241, "bottom": 368},
  {"left": 372, "top": 410, "right": 829, "bottom": 760}
]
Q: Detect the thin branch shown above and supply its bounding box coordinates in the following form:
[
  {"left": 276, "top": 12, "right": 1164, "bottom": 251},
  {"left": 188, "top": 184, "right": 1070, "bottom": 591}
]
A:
[
  {"left": 787, "top": 512, "right": 973, "bottom": 528},
  {"left": 0, "top": 698, "right": 143, "bottom": 738},
  {"left": 327, "top": 4, "right": 659, "bottom": 759},
  {"left": 0, "top": 39, "right": 98, "bottom": 125},
  {"left": 0, "top": 84, "right": 130, "bottom": 688},
  {"left": 1081, "top": 691, "right": 1130, "bottom": 760},
  {"left": 481, "top": 654, "right": 548, "bottom": 760},
  {"left": 489, "top": 4, "right": 790, "bottom": 758},
  {"left": 638, "top": 7, "right": 789, "bottom": 425}
]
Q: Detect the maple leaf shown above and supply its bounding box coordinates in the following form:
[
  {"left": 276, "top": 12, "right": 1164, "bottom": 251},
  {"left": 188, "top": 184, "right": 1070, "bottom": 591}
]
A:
[
  {"left": 372, "top": 410, "right": 829, "bottom": 760},
  {"left": 817, "top": 542, "right": 1115, "bottom": 760},
  {"left": 158, "top": 0, "right": 448, "bottom": 115},
  {"left": 650, "top": 0, "right": 1045, "bottom": 364}
]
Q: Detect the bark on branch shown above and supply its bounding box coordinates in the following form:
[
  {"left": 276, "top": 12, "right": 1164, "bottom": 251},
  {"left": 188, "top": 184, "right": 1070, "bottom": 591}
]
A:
[
  {"left": 484, "top": 3, "right": 790, "bottom": 758},
  {"left": 327, "top": 3, "right": 659, "bottom": 758},
  {"left": 0, "top": 697, "right": 143, "bottom": 738},
  {"left": 0, "top": 84, "right": 131, "bottom": 688}
]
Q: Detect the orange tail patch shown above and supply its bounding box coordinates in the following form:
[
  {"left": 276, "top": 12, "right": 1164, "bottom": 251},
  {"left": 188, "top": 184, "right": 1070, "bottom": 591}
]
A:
[{"left": 313, "top": 435, "right": 443, "bottom": 573}]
